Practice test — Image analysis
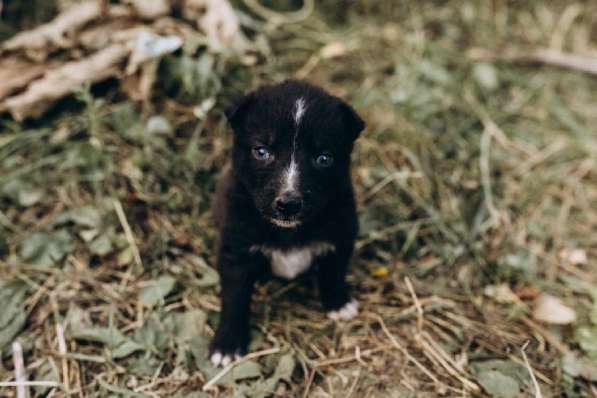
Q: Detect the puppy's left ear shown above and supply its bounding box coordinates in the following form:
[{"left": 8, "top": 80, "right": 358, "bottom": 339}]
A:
[
  {"left": 339, "top": 102, "right": 365, "bottom": 141},
  {"left": 225, "top": 92, "right": 255, "bottom": 131}
]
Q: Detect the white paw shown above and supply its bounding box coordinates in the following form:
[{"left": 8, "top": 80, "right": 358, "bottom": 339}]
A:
[
  {"left": 210, "top": 351, "right": 241, "bottom": 367},
  {"left": 327, "top": 299, "right": 359, "bottom": 321}
]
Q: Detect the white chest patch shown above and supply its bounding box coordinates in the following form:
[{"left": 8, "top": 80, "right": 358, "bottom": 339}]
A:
[{"left": 251, "top": 242, "right": 335, "bottom": 280}]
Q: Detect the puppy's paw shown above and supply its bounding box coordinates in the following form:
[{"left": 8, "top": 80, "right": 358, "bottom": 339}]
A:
[
  {"left": 210, "top": 350, "right": 242, "bottom": 367},
  {"left": 327, "top": 298, "right": 359, "bottom": 321},
  {"left": 209, "top": 333, "right": 247, "bottom": 368}
]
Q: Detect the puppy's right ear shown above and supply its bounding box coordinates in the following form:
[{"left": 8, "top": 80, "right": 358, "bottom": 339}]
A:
[{"left": 225, "top": 93, "right": 255, "bottom": 131}]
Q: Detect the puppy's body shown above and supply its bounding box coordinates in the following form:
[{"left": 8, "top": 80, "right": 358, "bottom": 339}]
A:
[{"left": 210, "top": 80, "right": 364, "bottom": 366}]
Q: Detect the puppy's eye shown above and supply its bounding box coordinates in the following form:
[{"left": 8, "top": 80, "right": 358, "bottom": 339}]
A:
[
  {"left": 252, "top": 146, "right": 272, "bottom": 161},
  {"left": 314, "top": 153, "right": 333, "bottom": 168}
]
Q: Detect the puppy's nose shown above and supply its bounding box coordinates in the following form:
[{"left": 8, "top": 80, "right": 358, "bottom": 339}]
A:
[{"left": 274, "top": 192, "right": 303, "bottom": 216}]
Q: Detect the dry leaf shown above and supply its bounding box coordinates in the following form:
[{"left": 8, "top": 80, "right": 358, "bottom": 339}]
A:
[
  {"left": 126, "top": 31, "right": 183, "bottom": 74},
  {"left": 484, "top": 284, "right": 518, "bottom": 304},
  {"left": 533, "top": 294, "right": 577, "bottom": 325},
  {"left": 320, "top": 42, "right": 348, "bottom": 59},
  {"left": 0, "top": 59, "right": 52, "bottom": 101},
  {"left": 182, "top": 0, "right": 247, "bottom": 51},
  {"left": 0, "top": 45, "right": 130, "bottom": 121},
  {"left": 560, "top": 248, "right": 588, "bottom": 265},
  {"left": 125, "top": 0, "right": 171, "bottom": 19},
  {"left": 1, "top": 1, "right": 103, "bottom": 60}
]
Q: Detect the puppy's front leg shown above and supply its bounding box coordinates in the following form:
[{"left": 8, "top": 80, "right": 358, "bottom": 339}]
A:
[
  {"left": 210, "top": 252, "right": 260, "bottom": 367},
  {"left": 316, "top": 246, "right": 359, "bottom": 321}
]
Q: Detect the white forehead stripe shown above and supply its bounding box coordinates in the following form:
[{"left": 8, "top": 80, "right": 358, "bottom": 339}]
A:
[{"left": 293, "top": 97, "right": 307, "bottom": 126}]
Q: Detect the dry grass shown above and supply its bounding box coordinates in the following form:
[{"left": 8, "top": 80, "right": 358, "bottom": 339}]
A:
[{"left": 1, "top": 1, "right": 597, "bottom": 397}]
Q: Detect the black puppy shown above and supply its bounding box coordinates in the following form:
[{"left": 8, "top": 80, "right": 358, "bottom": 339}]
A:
[{"left": 210, "top": 80, "right": 364, "bottom": 366}]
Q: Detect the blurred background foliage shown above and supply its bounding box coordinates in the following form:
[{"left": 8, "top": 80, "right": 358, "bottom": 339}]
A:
[{"left": 0, "top": 0, "right": 596, "bottom": 396}]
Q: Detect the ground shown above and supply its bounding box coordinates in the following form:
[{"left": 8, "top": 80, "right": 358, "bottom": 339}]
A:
[{"left": 1, "top": 1, "right": 597, "bottom": 397}]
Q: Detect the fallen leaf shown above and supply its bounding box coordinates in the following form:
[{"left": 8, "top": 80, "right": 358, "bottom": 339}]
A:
[
  {"left": 89, "top": 234, "right": 114, "bottom": 256},
  {"left": 0, "top": 44, "right": 130, "bottom": 121},
  {"left": 533, "top": 294, "right": 577, "bottom": 325},
  {"left": 19, "top": 231, "right": 74, "bottom": 268},
  {"left": 182, "top": 0, "right": 247, "bottom": 51},
  {"left": 125, "top": 0, "right": 171, "bottom": 19},
  {"left": 484, "top": 284, "right": 518, "bottom": 304},
  {"left": 217, "top": 360, "right": 262, "bottom": 385},
  {"left": 0, "top": 59, "right": 50, "bottom": 100},
  {"left": 320, "top": 42, "right": 348, "bottom": 59},
  {"left": 562, "top": 352, "right": 597, "bottom": 381},
  {"left": 126, "top": 31, "right": 183, "bottom": 74},
  {"left": 1, "top": 1, "right": 104, "bottom": 60},
  {"left": 139, "top": 275, "right": 177, "bottom": 306},
  {"left": 71, "top": 326, "right": 144, "bottom": 359},
  {"left": 0, "top": 282, "right": 28, "bottom": 351},
  {"left": 560, "top": 248, "right": 588, "bottom": 265},
  {"left": 54, "top": 206, "right": 102, "bottom": 228},
  {"left": 576, "top": 326, "right": 597, "bottom": 360},
  {"left": 476, "top": 370, "right": 520, "bottom": 398},
  {"left": 473, "top": 62, "right": 499, "bottom": 91},
  {"left": 371, "top": 265, "right": 389, "bottom": 277}
]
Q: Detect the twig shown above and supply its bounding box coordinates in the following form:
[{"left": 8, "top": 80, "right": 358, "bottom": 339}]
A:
[
  {"left": 242, "top": 0, "right": 314, "bottom": 25},
  {"left": 520, "top": 316, "right": 569, "bottom": 354},
  {"left": 372, "top": 314, "right": 448, "bottom": 390},
  {"left": 521, "top": 342, "right": 543, "bottom": 398},
  {"left": 314, "top": 344, "right": 393, "bottom": 367},
  {"left": 469, "top": 48, "right": 597, "bottom": 76},
  {"left": 418, "top": 332, "right": 480, "bottom": 392},
  {"left": 404, "top": 277, "right": 424, "bottom": 333},
  {"left": 56, "top": 323, "right": 70, "bottom": 393},
  {"left": 202, "top": 347, "right": 280, "bottom": 391},
  {"left": 480, "top": 123, "right": 501, "bottom": 228},
  {"left": 0, "top": 381, "right": 61, "bottom": 388},
  {"left": 113, "top": 198, "right": 143, "bottom": 286},
  {"left": 12, "top": 341, "right": 30, "bottom": 398}
]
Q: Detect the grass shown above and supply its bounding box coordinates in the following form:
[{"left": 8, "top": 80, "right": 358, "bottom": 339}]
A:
[{"left": 1, "top": 1, "right": 597, "bottom": 396}]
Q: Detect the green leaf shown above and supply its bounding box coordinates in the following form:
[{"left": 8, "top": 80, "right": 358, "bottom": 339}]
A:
[
  {"left": 54, "top": 206, "right": 101, "bottom": 228},
  {"left": 476, "top": 370, "right": 520, "bottom": 398},
  {"left": 18, "top": 186, "right": 44, "bottom": 207},
  {"left": 473, "top": 62, "right": 499, "bottom": 91},
  {"left": 146, "top": 116, "right": 172, "bottom": 135},
  {"left": 218, "top": 360, "right": 262, "bottom": 385},
  {"left": 576, "top": 326, "right": 597, "bottom": 360},
  {"left": 34, "top": 359, "right": 61, "bottom": 396},
  {"left": 0, "top": 312, "right": 26, "bottom": 351},
  {"left": 562, "top": 352, "right": 597, "bottom": 382},
  {"left": 112, "top": 339, "right": 144, "bottom": 359},
  {"left": 71, "top": 326, "right": 127, "bottom": 347},
  {"left": 139, "top": 275, "right": 177, "bottom": 307},
  {"left": 89, "top": 233, "right": 113, "bottom": 256},
  {"left": 19, "top": 230, "right": 74, "bottom": 268},
  {"left": 273, "top": 353, "right": 295, "bottom": 382},
  {"left": 245, "top": 353, "right": 295, "bottom": 397},
  {"left": 72, "top": 326, "right": 144, "bottom": 359},
  {"left": 174, "top": 310, "right": 207, "bottom": 345},
  {"left": 0, "top": 281, "right": 28, "bottom": 350}
]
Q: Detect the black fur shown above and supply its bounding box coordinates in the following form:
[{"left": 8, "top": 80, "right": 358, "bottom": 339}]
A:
[{"left": 210, "top": 80, "right": 364, "bottom": 361}]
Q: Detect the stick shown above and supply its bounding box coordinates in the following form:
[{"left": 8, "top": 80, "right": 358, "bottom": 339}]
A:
[
  {"left": 372, "top": 314, "right": 448, "bottom": 390},
  {"left": 469, "top": 48, "right": 597, "bottom": 76},
  {"left": 404, "top": 277, "right": 424, "bottom": 333},
  {"left": 56, "top": 323, "right": 70, "bottom": 393},
  {"left": 521, "top": 342, "right": 544, "bottom": 398},
  {"left": 11, "top": 341, "right": 29, "bottom": 398},
  {"left": 113, "top": 198, "right": 143, "bottom": 288},
  {"left": 0, "top": 381, "right": 61, "bottom": 388},
  {"left": 202, "top": 347, "right": 280, "bottom": 391}
]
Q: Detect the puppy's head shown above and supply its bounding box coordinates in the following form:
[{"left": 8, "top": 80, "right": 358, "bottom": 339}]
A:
[{"left": 226, "top": 80, "right": 364, "bottom": 229}]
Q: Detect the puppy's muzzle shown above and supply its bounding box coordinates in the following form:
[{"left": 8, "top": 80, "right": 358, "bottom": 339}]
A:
[{"left": 274, "top": 191, "right": 303, "bottom": 217}]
